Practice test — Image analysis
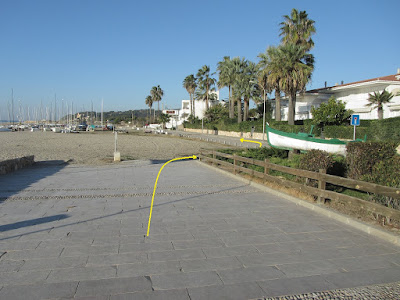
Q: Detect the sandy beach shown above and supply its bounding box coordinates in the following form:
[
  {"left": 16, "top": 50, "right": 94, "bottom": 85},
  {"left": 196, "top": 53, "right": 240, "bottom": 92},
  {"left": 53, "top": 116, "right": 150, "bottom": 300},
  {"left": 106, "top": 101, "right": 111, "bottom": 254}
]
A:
[{"left": 0, "top": 130, "right": 229, "bottom": 165}]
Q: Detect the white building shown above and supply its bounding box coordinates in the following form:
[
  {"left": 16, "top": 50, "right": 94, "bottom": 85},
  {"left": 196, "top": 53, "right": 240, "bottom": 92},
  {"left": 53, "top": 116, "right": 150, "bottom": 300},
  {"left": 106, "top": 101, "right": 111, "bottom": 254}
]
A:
[
  {"left": 275, "top": 72, "right": 400, "bottom": 121},
  {"left": 163, "top": 91, "right": 220, "bottom": 128}
]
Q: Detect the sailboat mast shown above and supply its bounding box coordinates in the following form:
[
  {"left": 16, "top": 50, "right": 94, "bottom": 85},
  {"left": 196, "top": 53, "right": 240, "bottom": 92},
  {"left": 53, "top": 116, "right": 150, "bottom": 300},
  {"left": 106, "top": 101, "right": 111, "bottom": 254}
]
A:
[
  {"left": 11, "top": 89, "right": 14, "bottom": 125},
  {"left": 101, "top": 99, "right": 104, "bottom": 128}
]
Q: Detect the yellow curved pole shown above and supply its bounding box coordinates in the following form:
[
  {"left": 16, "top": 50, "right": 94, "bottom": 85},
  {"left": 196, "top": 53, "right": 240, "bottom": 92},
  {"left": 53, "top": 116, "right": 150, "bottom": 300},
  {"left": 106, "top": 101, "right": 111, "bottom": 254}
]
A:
[
  {"left": 240, "top": 138, "right": 262, "bottom": 148},
  {"left": 146, "top": 155, "right": 197, "bottom": 236}
]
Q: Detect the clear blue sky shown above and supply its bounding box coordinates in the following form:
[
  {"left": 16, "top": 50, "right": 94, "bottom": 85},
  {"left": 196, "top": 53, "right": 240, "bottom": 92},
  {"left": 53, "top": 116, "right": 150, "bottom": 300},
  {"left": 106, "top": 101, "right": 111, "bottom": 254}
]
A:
[{"left": 1, "top": 0, "right": 399, "bottom": 117}]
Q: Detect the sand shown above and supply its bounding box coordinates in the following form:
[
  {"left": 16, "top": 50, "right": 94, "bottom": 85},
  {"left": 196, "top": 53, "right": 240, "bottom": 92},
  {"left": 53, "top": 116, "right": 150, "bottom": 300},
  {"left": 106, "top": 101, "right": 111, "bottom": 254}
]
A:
[{"left": 0, "top": 130, "right": 229, "bottom": 165}]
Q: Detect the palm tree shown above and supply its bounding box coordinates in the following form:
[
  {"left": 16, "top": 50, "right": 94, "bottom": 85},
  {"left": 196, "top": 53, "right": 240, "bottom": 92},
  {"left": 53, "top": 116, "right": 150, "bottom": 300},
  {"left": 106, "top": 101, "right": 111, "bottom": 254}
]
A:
[
  {"left": 279, "top": 43, "right": 314, "bottom": 125},
  {"left": 196, "top": 65, "right": 217, "bottom": 111},
  {"left": 145, "top": 95, "right": 153, "bottom": 123},
  {"left": 183, "top": 75, "right": 197, "bottom": 117},
  {"left": 242, "top": 61, "right": 259, "bottom": 121},
  {"left": 230, "top": 57, "right": 248, "bottom": 123},
  {"left": 159, "top": 113, "right": 170, "bottom": 129},
  {"left": 217, "top": 56, "right": 236, "bottom": 118},
  {"left": 258, "top": 46, "right": 285, "bottom": 121},
  {"left": 366, "top": 89, "right": 394, "bottom": 120},
  {"left": 280, "top": 8, "right": 316, "bottom": 51},
  {"left": 255, "top": 64, "right": 270, "bottom": 119},
  {"left": 151, "top": 85, "right": 164, "bottom": 120}
]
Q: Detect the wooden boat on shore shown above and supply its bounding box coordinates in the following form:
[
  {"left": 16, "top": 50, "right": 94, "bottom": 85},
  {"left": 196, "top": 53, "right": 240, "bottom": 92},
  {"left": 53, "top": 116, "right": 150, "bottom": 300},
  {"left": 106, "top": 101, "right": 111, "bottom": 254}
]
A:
[{"left": 266, "top": 123, "right": 348, "bottom": 155}]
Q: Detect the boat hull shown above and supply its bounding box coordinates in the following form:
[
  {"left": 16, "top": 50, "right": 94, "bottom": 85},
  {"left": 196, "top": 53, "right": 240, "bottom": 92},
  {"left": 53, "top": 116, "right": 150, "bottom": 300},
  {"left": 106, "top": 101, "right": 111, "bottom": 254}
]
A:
[{"left": 267, "top": 126, "right": 347, "bottom": 155}]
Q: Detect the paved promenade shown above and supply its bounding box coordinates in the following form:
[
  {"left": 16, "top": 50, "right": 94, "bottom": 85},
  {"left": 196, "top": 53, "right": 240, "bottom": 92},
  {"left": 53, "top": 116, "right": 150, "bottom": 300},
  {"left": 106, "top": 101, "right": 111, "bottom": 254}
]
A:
[
  {"left": 1, "top": 159, "right": 400, "bottom": 299},
  {"left": 170, "top": 129, "right": 269, "bottom": 148}
]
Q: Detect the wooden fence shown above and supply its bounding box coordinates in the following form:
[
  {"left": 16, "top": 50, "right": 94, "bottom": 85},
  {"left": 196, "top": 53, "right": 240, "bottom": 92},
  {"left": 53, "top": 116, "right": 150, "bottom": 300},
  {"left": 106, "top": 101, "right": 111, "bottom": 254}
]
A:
[{"left": 199, "top": 150, "right": 400, "bottom": 224}]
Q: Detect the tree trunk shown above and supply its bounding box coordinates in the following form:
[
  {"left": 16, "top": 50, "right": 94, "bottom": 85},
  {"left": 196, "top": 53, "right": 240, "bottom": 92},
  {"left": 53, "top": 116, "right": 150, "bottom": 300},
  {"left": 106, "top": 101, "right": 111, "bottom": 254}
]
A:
[
  {"left": 243, "top": 98, "right": 249, "bottom": 121},
  {"left": 189, "top": 93, "right": 193, "bottom": 115},
  {"left": 229, "top": 86, "right": 234, "bottom": 119},
  {"left": 206, "top": 84, "right": 209, "bottom": 110},
  {"left": 237, "top": 98, "right": 242, "bottom": 123},
  {"left": 192, "top": 93, "right": 195, "bottom": 117},
  {"left": 288, "top": 90, "right": 296, "bottom": 125},
  {"left": 153, "top": 107, "right": 156, "bottom": 123},
  {"left": 275, "top": 89, "right": 281, "bottom": 122},
  {"left": 378, "top": 105, "right": 383, "bottom": 120}
]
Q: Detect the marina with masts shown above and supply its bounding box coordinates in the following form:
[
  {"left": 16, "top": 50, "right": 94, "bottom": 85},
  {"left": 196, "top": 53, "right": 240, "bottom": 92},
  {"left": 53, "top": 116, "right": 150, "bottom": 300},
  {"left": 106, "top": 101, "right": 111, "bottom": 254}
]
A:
[{"left": 0, "top": 90, "right": 107, "bottom": 133}]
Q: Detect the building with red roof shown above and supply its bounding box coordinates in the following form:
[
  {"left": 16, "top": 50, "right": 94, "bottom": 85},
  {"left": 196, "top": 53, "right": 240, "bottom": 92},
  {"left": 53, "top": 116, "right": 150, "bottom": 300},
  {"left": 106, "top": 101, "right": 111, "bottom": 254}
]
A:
[{"left": 277, "top": 70, "right": 400, "bottom": 120}]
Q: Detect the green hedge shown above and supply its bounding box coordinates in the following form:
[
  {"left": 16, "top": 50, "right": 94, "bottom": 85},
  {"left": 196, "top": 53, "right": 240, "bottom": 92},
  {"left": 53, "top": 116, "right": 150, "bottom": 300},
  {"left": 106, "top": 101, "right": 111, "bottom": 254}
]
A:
[
  {"left": 185, "top": 116, "right": 400, "bottom": 142},
  {"left": 346, "top": 142, "right": 398, "bottom": 180},
  {"left": 324, "top": 126, "right": 368, "bottom": 140},
  {"left": 324, "top": 117, "right": 400, "bottom": 141},
  {"left": 184, "top": 119, "right": 317, "bottom": 135}
]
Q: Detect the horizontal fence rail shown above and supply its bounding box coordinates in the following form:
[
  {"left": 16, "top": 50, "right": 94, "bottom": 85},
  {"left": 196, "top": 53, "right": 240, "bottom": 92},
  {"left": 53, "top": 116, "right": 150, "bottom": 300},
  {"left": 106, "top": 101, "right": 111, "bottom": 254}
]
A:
[{"left": 199, "top": 150, "right": 400, "bottom": 222}]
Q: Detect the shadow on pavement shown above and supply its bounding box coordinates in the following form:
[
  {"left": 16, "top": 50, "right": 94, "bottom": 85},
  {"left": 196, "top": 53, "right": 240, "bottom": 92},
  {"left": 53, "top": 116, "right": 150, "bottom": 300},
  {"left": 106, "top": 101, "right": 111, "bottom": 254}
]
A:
[
  {"left": 0, "top": 160, "right": 68, "bottom": 204},
  {"left": 0, "top": 183, "right": 250, "bottom": 241},
  {"left": 0, "top": 214, "right": 69, "bottom": 232}
]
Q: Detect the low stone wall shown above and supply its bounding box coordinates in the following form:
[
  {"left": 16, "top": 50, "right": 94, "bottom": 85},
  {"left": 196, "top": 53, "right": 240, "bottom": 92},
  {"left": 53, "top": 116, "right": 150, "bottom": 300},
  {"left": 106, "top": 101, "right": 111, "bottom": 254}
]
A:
[
  {"left": 183, "top": 128, "right": 264, "bottom": 140},
  {"left": 0, "top": 156, "right": 35, "bottom": 175}
]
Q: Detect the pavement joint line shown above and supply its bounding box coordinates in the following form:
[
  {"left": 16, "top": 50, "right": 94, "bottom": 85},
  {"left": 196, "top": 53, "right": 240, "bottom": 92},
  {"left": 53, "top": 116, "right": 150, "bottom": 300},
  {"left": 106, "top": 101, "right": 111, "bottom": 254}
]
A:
[
  {"left": 0, "top": 183, "right": 239, "bottom": 193},
  {"left": 1, "top": 189, "right": 256, "bottom": 202},
  {"left": 197, "top": 160, "right": 400, "bottom": 247},
  {"left": 1, "top": 186, "right": 253, "bottom": 242}
]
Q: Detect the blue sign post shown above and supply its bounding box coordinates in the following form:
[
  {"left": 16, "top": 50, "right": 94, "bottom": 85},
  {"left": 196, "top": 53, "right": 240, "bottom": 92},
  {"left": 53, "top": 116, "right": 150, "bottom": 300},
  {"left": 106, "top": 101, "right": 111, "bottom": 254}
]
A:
[{"left": 351, "top": 114, "right": 360, "bottom": 140}]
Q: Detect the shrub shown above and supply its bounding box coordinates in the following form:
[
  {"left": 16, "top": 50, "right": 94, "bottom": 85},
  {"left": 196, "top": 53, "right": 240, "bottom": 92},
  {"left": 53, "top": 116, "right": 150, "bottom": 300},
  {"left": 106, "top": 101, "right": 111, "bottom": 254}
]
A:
[
  {"left": 239, "top": 147, "right": 288, "bottom": 160},
  {"left": 299, "top": 149, "right": 334, "bottom": 172},
  {"left": 299, "top": 150, "right": 334, "bottom": 188},
  {"left": 311, "top": 96, "right": 353, "bottom": 126},
  {"left": 346, "top": 142, "right": 398, "bottom": 180},
  {"left": 205, "top": 104, "right": 229, "bottom": 122},
  {"left": 362, "top": 155, "right": 400, "bottom": 209}
]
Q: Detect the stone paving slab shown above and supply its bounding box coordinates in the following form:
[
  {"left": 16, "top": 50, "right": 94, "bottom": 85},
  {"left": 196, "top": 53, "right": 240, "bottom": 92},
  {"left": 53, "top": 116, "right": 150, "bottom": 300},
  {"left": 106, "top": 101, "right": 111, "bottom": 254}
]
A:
[
  {"left": 74, "top": 276, "right": 152, "bottom": 297},
  {"left": 0, "top": 281, "right": 79, "bottom": 300},
  {"left": 1, "top": 159, "right": 400, "bottom": 299}
]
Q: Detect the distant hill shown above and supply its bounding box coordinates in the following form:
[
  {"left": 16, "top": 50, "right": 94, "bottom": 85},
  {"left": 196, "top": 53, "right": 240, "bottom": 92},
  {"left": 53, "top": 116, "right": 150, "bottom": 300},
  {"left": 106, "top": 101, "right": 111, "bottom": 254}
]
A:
[{"left": 61, "top": 109, "right": 160, "bottom": 124}]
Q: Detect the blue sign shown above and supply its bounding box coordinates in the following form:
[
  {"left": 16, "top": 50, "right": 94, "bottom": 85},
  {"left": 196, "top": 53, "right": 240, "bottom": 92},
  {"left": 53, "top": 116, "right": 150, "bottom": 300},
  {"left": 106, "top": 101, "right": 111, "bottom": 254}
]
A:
[{"left": 351, "top": 114, "right": 360, "bottom": 126}]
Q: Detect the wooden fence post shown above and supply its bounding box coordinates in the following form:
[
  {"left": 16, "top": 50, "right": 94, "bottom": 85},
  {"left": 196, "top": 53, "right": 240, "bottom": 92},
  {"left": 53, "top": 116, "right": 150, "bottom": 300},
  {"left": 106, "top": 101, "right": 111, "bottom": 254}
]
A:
[
  {"left": 233, "top": 154, "right": 237, "bottom": 174},
  {"left": 212, "top": 150, "right": 216, "bottom": 166},
  {"left": 264, "top": 159, "right": 269, "bottom": 178},
  {"left": 318, "top": 168, "right": 327, "bottom": 203}
]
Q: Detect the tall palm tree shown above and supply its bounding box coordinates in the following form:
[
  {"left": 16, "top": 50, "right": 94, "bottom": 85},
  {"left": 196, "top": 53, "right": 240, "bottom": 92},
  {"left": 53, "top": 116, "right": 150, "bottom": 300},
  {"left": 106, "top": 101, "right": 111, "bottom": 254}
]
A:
[
  {"left": 242, "top": 61, "right": 259, "bottom": 121},
  {"left": 255, "top": 64, "right": 270, "bottom": 119},
  {"left": 145, "top": 95, "right": 153, "bottom": 123},
  {"left": 258, "top": 46, "right": 285, "bottom": 121},
  {"left": 366, "top": 89, "right": 394, "bottom": 120},
  {"left": 230, "top": 57, "right": 248, "bottom": 123},
  {"left": 280, "top": 8, "right": 316, "bottom": 51},
  {"left": 151, "top": 85, "right": 164, "bottom": 120},
  {"left": 279, "top": 43, "right": 314, "bottom": 125},
  {"left": 183, "top": 75, "right": 197, "bottom": 117},
  {"left": 217, "top": 56, "right": 236, "bottom": 118},
  {"left": 196, "top": 65, "right": 216, "bottom": 111}
]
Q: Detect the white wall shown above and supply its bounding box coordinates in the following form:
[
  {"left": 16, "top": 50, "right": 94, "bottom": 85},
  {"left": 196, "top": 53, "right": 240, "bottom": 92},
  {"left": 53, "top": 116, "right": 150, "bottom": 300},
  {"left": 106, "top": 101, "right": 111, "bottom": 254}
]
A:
[
  {"left": 276, "top": 82, "right": 400, "bottom": 121},
  {"left": 335, "top": 84, "right": 400, "bottom": 119},
  {"left": 180, "top": 91, "right": 220, "bottom": 120},
  {"left": 162, "top": 91, "right": 221, "bottom": 128}
]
